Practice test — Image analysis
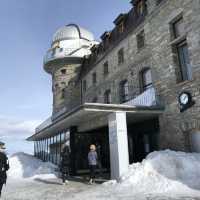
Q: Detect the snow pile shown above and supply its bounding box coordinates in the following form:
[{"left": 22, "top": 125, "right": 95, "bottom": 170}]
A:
[
  {"left": 106, "top": 150, "right": 200, "bottom": 195},
  {"left": 8, "top": 152, "right": 57, "bottom": 180}
]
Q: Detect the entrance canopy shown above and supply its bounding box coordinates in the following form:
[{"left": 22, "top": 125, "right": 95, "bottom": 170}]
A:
[{"left": 27, "top": 103, "right": 164, "bottom": 141}]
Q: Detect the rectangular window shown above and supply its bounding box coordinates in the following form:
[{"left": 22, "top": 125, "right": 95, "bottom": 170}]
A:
[
  {"left": 61, "top": 88, "right": 65, "bottom": 99},
  {"left": 83, "top": 80, "right": 87, "bottom": 92},
  {"left": 118, "top": 22, "right": 124, "bottom": 34},
  {"left": 137, "top": 0, "right": 145, "bottom": 16},
  {"left": 173, "top": 17, "right": 185, "bottom": 38},
  {"left": 120, "top": 80, "right": 129, "bottom": 103},
  {"left": 103, "top": 61, "right": 109, "bottom": 76},
  {"left": 137, "top": 30, "right": 145, "bottom": 50},
  {"left": 177, "top": 40, "right": 192, "bottom": 81},
  {"left": 118, "top": 48, "right": 124, "bottom": 65},
  {"left": 104, "top": 90, "right": 111, "bottom": 104},
  {"left": 92, "top": 72, "right": 97, "bottom": 85}
]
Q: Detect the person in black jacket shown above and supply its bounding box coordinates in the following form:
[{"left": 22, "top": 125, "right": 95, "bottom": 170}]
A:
[
  {"left": 60, "top": 145, "right": 70, "bottom": 185},
  {"left": 0, "top": 142, "right": 9, "bottom": 197}
]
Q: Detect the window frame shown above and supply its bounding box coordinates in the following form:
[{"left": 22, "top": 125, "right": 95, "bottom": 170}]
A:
[
  {"left": 137, "top": 30, "right": 145, "bottom": 50},
  {"left": 83, "top": 80, "right": 87, "bottom": 92},
  {"left": 103, "top": 61, "right": 109, "bottom": 77},
  {"left": 104, "top": 89, "right": 111, "bottom": 104},
  {"left": 119, "top": 80, "right": 129, "bottom": 103},
  {"left": 173, "top": 17, "right": 184, "bottom": 39},
  {"left": 140, "top": 68, "right": 153, "bottom": 92},
  {"left": 176, "top": 40, "right": 192, "bottom": 81},
  {"left": 92, "top": 72, "right": 97, "bottom": 85},
  {"left": 118, "top": 48, "right": 124, "bottom": 65}
]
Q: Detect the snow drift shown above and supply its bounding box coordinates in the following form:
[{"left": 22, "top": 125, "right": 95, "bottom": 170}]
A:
[
  {"left": 104, "top": 150, "right": 200, "bottom": 195},
  {"left": 8, "top": 152, "right": 57, "bottom": 180}
]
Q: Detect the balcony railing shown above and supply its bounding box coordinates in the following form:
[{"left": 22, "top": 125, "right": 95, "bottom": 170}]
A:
[
  {"left": 124, "top": 87, "right": 157, "bottom": 107},
  {"left": 44, "top": 47, "right": 82, "bottom": 64}
]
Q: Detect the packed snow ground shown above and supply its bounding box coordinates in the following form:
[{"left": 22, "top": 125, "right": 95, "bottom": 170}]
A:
[{"left": 2, "top": 150, "right": 200, "bottom": 200}]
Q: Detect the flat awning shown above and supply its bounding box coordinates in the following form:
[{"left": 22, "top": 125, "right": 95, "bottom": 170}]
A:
[{"left": 27, "top": 103, "right": 164, "bottom": 141}]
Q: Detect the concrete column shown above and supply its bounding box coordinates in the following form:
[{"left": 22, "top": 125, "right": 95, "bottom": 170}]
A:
[{"left": 108, "top": 112, "right": 129, "bottom": 181}]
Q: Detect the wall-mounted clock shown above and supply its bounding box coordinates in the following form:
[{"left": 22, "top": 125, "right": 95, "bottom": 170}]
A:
[{"left": 178, "top": 91, "right": 195, "bottom": 112}]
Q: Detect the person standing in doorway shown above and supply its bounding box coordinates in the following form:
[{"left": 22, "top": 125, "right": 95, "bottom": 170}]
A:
[
  {"left": 88, "top": 144, "right": 98, "bottom": 184},
  {"left": 60, "top": 145, "right": 70, "bottom": 185},
  {"left": 0, "top": 142, "right": 9, "bottom": 197}
]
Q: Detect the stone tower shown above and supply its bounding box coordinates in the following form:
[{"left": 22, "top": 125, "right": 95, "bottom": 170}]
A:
[{"left": 43, "top": 24, "right": 98, "bottom": 114}]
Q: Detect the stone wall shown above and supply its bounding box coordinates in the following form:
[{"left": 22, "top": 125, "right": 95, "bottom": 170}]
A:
[{"left": 80, "top": 0, "right": 200, "bottom": 151}]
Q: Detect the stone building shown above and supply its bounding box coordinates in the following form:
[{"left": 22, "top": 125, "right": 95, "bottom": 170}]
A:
[{"left": 28, "top": 0, "right": 200, "bottom": 180}]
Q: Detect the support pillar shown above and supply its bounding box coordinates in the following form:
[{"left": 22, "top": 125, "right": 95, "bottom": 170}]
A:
[
  {"left": 108, "top": 112, "right": 129, "bottom": 181},
  {"left": 69, "top": 126, "right": 77, "bottom": 176}
]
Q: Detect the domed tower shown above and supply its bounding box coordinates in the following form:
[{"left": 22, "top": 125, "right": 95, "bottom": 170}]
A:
[{"left": 44, "top": 24, "right": 98, "bottom": 114}]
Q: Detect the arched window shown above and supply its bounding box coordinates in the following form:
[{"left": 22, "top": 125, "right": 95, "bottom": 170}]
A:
[
  {"left": 120, "top": 80, "right": 129, "bottom": 103},
  {"left": 104, "top": 90, "right": 111, "bottom": 104},
  {"left": 141, "top": 68, "right": 153, "bottom": 91}
]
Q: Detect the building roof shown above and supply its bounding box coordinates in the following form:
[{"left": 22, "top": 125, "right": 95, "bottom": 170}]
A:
[
  {"left": 52, "top": 24, "right": 95, "bottom": 44},
  {"left": 27, "top": 103, "right": 164, "bottom": 141}
]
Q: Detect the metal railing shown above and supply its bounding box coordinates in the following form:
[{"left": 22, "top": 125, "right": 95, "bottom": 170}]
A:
[
  {"left": 124, "top": 87, "right": 157, "bottom": 107},
  {"left": 43, "top": 47, "right": 81, "bottom": 64}
]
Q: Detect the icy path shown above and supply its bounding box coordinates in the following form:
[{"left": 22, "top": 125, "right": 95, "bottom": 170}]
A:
[
  {"left": 2, "top": 178, "right": 94, "bottom": 200},
  {"left": 2, "top": 178, "right": 200, "bottom": 200}
]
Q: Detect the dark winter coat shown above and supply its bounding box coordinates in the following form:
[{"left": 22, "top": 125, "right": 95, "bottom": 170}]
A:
[
  {"left": 88, "top": 151, "right": 98, "bottom": 166},
  {"left": 60, "top": 149, "right": 70, "bottom": 173},
  {"left": 0, "top": 152, "right": 9, "bottom": 184}
]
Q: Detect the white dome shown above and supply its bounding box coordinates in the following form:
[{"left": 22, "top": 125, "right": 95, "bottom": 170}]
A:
[{"left": 52, "top": 24, "right": 95, "bottom": 44}]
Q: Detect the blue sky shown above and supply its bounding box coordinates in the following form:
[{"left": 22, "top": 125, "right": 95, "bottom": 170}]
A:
[{"left": 0, "top": 0, "right": 131, "bottom": 155}]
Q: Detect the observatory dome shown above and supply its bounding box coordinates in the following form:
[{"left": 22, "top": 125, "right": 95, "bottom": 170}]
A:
[{"left": 52, "top": 24, "right": 95, "bottom": 44}]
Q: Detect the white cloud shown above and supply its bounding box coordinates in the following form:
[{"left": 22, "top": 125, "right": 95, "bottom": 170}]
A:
[
  {"left": 0, "top": 116, "right": 42, "bottom": 137},
  {"left": 0, "top": 116, "right": 42, "bottom": 155}
]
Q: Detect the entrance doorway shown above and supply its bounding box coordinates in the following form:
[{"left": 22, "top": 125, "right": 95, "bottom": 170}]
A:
[
  {"left": 74, "top": 127, "right": 110, "bottom": 173},
  {"left": 128, "top": 118, "right": 159, "bottom": 163}
]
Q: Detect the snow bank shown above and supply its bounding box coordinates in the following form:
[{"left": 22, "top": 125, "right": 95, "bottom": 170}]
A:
[
  {"left": 8, "top": 152, "right": 57, "bottom": 180},
  {"left": 105, "top": 150, "right": 200, "bottom": 195}
]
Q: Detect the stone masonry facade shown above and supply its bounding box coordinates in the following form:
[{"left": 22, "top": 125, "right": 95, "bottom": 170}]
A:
[
  {"left": 75, "top": 0, "right": 200, "bottom": 151},
  {"left": 44, "top": 0, "right": 200, "bottom": 152}
]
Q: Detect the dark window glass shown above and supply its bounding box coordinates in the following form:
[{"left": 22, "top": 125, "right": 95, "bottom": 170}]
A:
[
  {"left": 61, "top": 88, "right": 65, "bottom": 99},
  {"left": 61, "top": 69, "right": 66, "bottom": 74},
  {"left": 173, "top": 17, "right": 184, "bottom": 38},
  {"left": 83, "top": 80, "right": 87, "bottom": 92},
  {"left": 120, "top": 80, "right": 129, "bottom": 103},
  {"left": 137, "top": 30, "right": 145, "bottom": 50},
  {"left": 118, "top": 48, "right": 124, "bottom": 65},
  {"left": 141, "top": 68, "right": 153, "bottom": 91},
  {"left": 177, "top": 40, "right": 192, "bottom": 81},
  {"left": 104, "top": 90, "right": 111, "bottom": 104},
  {"left": 92, "top": 72, "right": 97, "bottom": 85},
  {"left": 103, "top": 61, "right": 109, "bottom": 76}
]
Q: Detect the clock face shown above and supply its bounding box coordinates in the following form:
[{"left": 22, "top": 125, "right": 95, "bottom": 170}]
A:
[{"left": 179, "top": 93, "right": 189, "bottom": 105}]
